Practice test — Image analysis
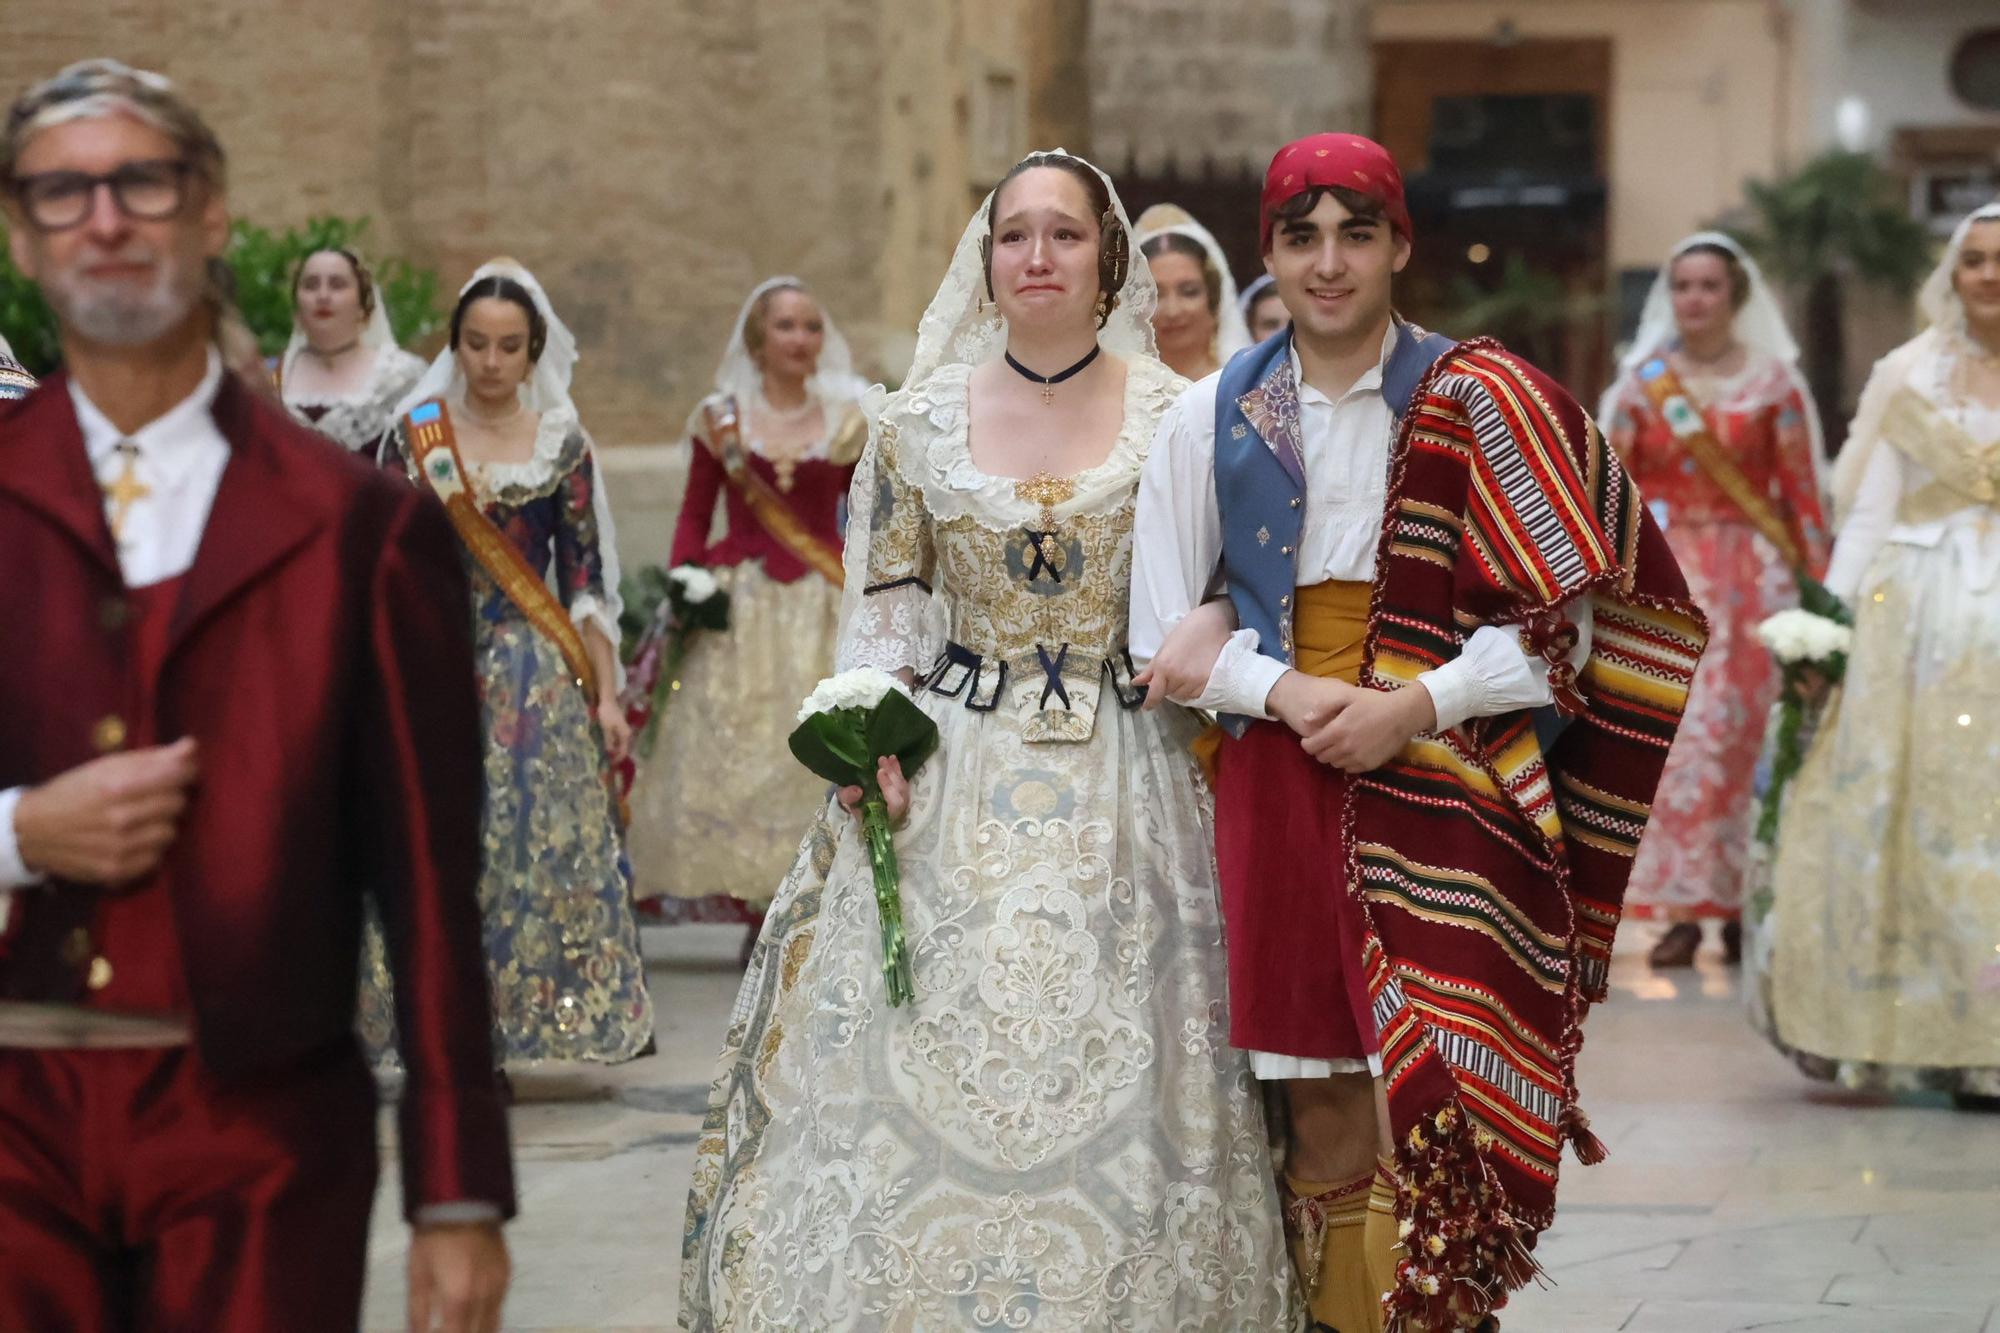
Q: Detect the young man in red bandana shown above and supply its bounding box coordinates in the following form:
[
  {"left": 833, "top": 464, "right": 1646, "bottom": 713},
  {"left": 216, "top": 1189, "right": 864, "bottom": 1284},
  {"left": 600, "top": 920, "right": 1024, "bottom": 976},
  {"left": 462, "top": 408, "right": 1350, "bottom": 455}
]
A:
[{"left": 1132, "top": 135, "right": 1707, "bottom": 1330}]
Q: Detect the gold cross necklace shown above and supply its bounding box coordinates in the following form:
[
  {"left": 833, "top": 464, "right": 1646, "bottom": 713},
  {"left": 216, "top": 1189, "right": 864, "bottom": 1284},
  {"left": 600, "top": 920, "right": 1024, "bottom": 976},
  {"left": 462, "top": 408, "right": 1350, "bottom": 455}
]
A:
[{"left": 102, "top": 441, "right": 151, "bottom": 542}]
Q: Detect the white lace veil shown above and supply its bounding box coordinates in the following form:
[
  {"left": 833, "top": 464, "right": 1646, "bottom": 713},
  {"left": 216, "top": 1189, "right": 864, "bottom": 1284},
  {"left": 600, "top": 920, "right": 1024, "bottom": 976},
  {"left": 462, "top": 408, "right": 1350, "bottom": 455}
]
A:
[
  {"left": 711, "top": 275, "right": 868, "bottom": 410},
  {"left": 397, "top": 258, "right": 583, "bottom": 418},
  {"left": 1832, "top": 201, "right": 2000, "bottom": 520},
  {"left": 1134, "top": 204, "right": 1253, "bottom": 365},
  {"left": 835, "top": 149, "right": 1160, "bottom": 671},
  {"left": 1238, "top": 272, "right": 1277, "bottom": 323},
  {"left": 394, "top": 258, "right": 625, "bottom": 660},
  {"left": 1918, "top": 201, "right": 2000, "bottom": 336},
  {"left": 1618, "top": 232, "right": 1802, "bottom": 376},
  {"left": 1603, "top": 230, "right": 1827, "bottom": 496},
  {"left": 279, "top": 250, "right": 398, "bottom": 392}
]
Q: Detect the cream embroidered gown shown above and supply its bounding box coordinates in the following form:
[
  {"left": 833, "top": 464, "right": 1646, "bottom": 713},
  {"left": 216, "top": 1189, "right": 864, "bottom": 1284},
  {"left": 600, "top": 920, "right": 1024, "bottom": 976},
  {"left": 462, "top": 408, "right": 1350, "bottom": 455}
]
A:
[
  {"left": 679, "top": 357, "right": 1300, "bottom": 1331},
  {"left": 1765, "top": 338, "right": 2000, "bottom": 1096}
]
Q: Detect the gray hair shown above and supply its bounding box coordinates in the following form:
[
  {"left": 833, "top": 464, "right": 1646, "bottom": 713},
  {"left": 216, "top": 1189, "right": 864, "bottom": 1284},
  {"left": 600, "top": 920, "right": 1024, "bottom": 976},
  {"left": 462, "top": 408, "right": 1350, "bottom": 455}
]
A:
[{"left": 2, "top": 59, "right": 226, "bottom": 187}]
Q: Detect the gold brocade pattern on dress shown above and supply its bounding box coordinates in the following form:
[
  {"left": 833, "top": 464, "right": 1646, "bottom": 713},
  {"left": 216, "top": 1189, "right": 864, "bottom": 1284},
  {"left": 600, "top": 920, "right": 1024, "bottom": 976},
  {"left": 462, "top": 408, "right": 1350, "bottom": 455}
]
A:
[
  {"left": 679, "top": 358, "right": 1301, "bottom": 1332},
  {"left": 626, "top": 562, "right": 844, "bottom": 902},
  {"left": 1769, "top": 391, "right": 2000, "bottom": 1090}
]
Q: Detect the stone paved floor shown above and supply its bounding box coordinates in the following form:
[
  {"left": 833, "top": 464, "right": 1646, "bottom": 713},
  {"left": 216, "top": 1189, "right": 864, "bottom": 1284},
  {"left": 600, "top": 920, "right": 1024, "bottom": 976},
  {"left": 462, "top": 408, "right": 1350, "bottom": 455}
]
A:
[{"left": 364, "top": 924, "right": 2000, "bottom": 1331}]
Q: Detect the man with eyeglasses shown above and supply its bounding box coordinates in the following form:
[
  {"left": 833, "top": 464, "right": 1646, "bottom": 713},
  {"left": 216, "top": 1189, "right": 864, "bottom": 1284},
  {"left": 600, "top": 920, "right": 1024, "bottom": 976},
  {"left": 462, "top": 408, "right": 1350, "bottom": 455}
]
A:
[{"left": 0, "top": 59, "right": 514, "bottom": 1333}]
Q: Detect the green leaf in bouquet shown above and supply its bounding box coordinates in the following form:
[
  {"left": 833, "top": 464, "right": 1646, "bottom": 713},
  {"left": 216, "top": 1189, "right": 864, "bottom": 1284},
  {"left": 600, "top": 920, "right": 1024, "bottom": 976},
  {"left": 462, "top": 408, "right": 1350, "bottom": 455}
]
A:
[
  {"left": 682, "top": 590, "right": 732, "bottom": 633},
  {"left": 864, "top": 688, "right": 941, "bottom": 779},
  {"left": 1794, "top": 572, "right": 1852, "bottom": 625},
  {"left": 788, "top": 709, "right": 871, "bottom": 786},
  {"left": 619, "top": 564, "right": 675, "bottom": 659}
]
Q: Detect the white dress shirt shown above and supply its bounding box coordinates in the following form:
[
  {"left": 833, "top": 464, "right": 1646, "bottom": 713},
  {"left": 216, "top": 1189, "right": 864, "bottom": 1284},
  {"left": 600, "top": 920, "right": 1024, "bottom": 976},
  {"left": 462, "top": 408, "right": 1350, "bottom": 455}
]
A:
[
  {"left": 1131, "top": 330, "right": 1592, "bottom": 727},
  {"left": 0, "top": 351, "right": 230, "bottom": 909}
]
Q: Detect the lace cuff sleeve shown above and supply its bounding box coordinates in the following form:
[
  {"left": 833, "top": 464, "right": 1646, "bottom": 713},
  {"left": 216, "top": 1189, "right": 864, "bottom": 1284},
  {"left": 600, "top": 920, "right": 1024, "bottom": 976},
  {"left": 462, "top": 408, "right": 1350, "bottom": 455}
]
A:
[
  {"left": 846, "top": 583, "right": 940, "bottom": 675},
  {"left": 839, "top": 419, "right": 940, "bottom": 675}
]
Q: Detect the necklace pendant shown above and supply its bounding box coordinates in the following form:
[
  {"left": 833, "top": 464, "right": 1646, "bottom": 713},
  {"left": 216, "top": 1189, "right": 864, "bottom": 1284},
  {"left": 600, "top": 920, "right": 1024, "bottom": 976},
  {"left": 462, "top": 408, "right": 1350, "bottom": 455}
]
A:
[{"left": 1040, "top": 384, "right": 1055, "bottom": 407}]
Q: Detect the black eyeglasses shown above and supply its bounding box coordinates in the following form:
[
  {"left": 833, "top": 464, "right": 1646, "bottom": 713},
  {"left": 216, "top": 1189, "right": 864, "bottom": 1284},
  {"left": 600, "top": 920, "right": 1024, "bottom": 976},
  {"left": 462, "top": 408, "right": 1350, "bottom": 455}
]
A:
[{"left": 6, "top": 159, "right": 196, "bottom": 232}]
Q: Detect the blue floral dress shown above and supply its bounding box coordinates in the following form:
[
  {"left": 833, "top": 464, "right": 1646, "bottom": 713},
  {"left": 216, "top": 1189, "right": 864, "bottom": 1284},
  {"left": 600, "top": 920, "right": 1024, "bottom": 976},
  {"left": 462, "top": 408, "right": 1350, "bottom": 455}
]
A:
[{"left": 363, "top": 404, "right": 653, "bottom": 1066}]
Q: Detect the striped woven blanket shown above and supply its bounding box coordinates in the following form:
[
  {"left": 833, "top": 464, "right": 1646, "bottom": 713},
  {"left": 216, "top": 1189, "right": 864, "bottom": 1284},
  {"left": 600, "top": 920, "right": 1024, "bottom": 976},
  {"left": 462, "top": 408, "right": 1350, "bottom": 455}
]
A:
[{"left": 1356, "top": 339, "right": 1708, "bottom": 1329}]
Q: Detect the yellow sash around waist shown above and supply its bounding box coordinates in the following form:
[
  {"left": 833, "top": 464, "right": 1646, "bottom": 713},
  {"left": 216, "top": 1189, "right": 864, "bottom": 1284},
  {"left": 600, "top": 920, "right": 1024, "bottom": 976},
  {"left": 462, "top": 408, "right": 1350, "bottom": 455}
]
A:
[
  {"left": 1292, "top": 579, "right": 1372, "bottom": 685},
  {"left": 1192, "top": 580, "right": 1372, "bottom": 781}
]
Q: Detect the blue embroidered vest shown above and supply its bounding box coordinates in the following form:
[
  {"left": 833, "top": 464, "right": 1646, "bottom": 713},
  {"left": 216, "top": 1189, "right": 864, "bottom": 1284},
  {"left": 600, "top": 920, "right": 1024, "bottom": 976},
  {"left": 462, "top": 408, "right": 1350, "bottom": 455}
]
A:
[{"left": 1213, "top": 321, "right": 1457, "bottom": 732}]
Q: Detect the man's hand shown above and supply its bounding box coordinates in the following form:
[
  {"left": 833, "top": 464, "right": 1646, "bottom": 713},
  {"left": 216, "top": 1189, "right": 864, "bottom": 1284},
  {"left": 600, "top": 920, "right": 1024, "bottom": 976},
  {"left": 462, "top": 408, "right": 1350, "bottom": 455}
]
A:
[
  {"left": 408, "top": 1222, "right": 509, "bottom": 1333},
  {"left": 1136, "top": 600, "right": 1238, "bottom": 710},
  {"left": 13, "top": 738, "right": 200, "bottom": 884},
  {"left": 1300, "top": 684, "right": 1437, "bottom": 774},
  {"left": 1266, "top": 671, "right": 1366, "bottom": 739}
]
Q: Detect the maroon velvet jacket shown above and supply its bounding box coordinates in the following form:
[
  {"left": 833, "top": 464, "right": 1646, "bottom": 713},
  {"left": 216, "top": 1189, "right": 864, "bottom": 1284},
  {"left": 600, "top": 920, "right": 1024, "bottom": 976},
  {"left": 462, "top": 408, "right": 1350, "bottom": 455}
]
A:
[
  {"left": 669, "top": 439, "right": 853, "bottom": 581},
  {"left": 0, "top": 370, "right": 515, "bottom": 1220}
]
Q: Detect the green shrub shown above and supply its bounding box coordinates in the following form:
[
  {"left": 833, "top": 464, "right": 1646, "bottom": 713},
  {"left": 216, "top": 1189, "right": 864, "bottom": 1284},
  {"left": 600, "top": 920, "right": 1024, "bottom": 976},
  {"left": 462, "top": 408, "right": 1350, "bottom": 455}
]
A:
[{"left": 0, "top": 242, "right": 60, "bottom": 374}]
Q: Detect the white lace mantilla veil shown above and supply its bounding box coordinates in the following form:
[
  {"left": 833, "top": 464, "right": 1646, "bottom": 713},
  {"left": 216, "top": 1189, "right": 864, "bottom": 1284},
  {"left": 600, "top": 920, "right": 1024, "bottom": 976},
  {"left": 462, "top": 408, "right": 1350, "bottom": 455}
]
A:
[
  {"left": 710, "top": 274, "right": 869, "bottom": 411},
  {"left": 278, "top": 253, "right": 399, "bottom": 390},
  {"left": 834, "top": 148, "right": 1163, "bottom": 671},
  {"left": 1603, "top": 229, "right": 1829, "bottom": 496},
  {"left": 1238, "top": 271, "right": 1276, "bottom": 320},
  {"left": 394, "top": 258, "right": 626, "bottom": 660},
  {"left": 1134, "top": 202, "right": 1254, "bottom": 364},
  {"left": 1831, "top": 200, "right": 2000, "bottom": 521}
]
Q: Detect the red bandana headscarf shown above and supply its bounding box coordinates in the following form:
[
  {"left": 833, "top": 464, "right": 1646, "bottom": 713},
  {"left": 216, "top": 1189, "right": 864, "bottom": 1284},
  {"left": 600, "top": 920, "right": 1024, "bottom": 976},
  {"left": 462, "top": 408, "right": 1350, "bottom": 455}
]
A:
[{"left": 1259, "top": 133, "right": 1412, "bottom": 253}]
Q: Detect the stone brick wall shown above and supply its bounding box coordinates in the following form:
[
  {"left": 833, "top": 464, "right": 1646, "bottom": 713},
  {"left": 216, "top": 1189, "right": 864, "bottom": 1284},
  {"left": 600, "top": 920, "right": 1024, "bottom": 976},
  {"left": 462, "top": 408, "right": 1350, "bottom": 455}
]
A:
[
  {"left": 3, "top": 1, "right": 1086, "bottom": 562},
  {"left": 1088, "top": 0, "right": 1373, "bottom": 175},
  {"left": 1, "top": 0, "right": 1068, "bottom": 446}
]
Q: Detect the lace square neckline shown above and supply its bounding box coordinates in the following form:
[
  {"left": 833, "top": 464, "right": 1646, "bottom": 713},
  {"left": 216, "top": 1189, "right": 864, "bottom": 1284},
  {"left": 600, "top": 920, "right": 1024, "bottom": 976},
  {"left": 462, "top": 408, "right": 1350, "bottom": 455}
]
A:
[{"left": 959, "top": 356, "right": 1142, "bottom": 488}]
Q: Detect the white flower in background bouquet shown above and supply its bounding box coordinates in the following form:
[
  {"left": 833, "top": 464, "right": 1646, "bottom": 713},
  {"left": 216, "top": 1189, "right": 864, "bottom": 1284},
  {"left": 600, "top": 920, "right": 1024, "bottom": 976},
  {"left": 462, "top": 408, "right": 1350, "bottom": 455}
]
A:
[
  {"left": 790, "top": 668, "right": 939, "bottom": 1007},
  {"left": 1756, "top": 608, "right": 1853, "bottom": 665},
  {"left": 668, "top": 564, "right": 722, "bottom": 606}
]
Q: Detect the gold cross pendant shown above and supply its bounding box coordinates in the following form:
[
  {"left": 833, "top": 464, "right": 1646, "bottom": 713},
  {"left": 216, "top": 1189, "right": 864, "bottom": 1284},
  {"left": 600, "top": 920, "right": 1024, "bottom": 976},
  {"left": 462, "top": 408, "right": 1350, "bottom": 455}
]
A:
[
  {"left": 102, "top": 442, "right": 151, "bottom": 543},
  {"left": 1040, "top": 384, "right": 1055, "bottom": 406}
]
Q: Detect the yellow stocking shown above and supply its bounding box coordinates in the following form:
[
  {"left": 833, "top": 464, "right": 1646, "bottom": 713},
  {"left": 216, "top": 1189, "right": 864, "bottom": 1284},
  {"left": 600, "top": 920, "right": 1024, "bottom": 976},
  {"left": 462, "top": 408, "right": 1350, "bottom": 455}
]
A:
[
  {"left": 1284, "top": 1170, "right": 1382, "bottom": 1333},
  {"left": 1361, "top": 1158, "right": 1405, "bottom": 1313}
]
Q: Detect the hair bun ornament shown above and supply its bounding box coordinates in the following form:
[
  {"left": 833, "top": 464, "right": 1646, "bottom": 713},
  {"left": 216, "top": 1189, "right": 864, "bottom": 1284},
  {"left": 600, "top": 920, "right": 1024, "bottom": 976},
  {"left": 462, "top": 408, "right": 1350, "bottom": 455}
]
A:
[{"left": 1099, "top": 204, "right": 1130, "bottom": 293}]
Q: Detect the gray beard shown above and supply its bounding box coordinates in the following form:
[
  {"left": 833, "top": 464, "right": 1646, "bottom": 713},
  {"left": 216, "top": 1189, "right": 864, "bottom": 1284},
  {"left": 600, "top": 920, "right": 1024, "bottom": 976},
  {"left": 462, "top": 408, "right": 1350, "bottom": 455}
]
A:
[{"left": 51, "top": 269, "right": 200, "bottom": 348}]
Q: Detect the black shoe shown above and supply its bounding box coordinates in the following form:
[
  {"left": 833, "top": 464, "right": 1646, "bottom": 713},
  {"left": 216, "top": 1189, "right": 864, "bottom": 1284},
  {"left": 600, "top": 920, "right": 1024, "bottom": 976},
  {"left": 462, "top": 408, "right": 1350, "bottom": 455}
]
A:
[
  {"left": 1720, "top": 919, "right": 1743, "bottom": 965},
  {"left": 1951, "top": 1092, "right": 2000, "bottom": 1113},
  {"left": 1648, "top": 922, "right": 1701, "bottom": 969}
]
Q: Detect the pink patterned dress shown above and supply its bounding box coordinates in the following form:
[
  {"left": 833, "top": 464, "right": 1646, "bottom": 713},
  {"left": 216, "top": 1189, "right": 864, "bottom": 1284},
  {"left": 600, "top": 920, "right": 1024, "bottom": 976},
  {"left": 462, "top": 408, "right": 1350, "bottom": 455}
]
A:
[{"left": 1605, "top": 351, "right": 1829, "bottom": 920}]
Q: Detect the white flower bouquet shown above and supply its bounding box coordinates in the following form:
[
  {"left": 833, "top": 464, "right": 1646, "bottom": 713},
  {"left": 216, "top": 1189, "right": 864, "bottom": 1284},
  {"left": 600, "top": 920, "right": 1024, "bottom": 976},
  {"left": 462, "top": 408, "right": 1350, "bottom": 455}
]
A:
[
  {"left": 790, "top": 668, "right": 940, "bottom": 1007},
  {"left": 1752, "top": 579, "right": 1853, "bottom": 843},
  {"left": 626, "top": 563, "right": 732, "bottom": 758}
]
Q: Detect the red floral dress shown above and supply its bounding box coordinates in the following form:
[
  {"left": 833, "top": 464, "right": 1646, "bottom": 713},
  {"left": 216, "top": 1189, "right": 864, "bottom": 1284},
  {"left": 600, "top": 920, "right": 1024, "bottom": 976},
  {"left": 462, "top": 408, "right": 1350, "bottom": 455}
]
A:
[{"left": 1606, "top": 352, "right": 1829, "bottom": 920}]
